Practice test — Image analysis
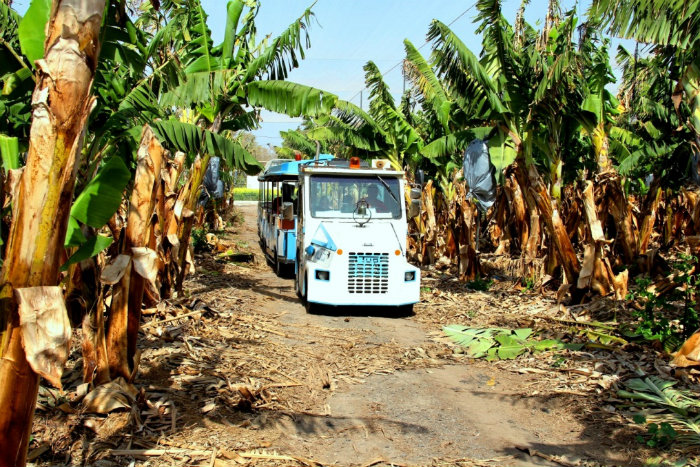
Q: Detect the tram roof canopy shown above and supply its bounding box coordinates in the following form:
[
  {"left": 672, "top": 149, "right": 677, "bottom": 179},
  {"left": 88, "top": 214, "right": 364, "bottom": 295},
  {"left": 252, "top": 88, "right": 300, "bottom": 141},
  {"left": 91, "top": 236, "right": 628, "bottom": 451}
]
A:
[{"left": 258, "top": 154, "right": 334, "bottom": 181}]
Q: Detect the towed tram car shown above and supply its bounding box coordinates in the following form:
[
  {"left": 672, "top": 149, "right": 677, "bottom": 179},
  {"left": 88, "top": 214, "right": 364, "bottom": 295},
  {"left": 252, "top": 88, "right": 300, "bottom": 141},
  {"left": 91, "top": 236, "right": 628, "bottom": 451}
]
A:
[{"left": 257, "top": 155, "right": 329, "bottom": 274}]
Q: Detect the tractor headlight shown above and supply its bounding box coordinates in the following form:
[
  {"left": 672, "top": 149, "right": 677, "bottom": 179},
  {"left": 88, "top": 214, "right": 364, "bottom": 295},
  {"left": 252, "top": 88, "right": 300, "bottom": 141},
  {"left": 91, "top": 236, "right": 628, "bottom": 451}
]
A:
[
  {"left": 315, "top": 270, "right": 330, "bottom": 281},
  {"left": 404, "top": 271, "right": 416, "bottom": 281}
]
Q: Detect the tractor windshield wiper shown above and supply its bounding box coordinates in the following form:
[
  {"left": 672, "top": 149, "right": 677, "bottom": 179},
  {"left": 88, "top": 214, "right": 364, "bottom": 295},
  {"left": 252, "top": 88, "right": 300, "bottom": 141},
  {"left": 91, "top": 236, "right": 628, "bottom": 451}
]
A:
[{"left": 377, "top": 175, "right": 399, "bottom": 206}]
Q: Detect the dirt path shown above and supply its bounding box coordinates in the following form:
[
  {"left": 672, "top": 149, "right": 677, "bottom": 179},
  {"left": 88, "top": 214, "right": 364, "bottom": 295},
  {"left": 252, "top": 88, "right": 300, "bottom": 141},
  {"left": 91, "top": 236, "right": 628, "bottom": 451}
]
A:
[
  {"left": 160, "top": 204, "right": 636, "bottom": 467},
  {"left": 34, "top": 203, "right": 645, "bottom": 467}
]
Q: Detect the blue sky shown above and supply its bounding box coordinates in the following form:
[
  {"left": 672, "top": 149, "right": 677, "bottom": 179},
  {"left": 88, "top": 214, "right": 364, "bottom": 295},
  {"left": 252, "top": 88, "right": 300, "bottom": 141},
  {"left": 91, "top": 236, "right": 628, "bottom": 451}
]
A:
[
  {"left": 14, "top": 0, "right": 622, "bottom": 148},
  {"left": 201, "top": 0, "right": 600, "bottom": 147}
]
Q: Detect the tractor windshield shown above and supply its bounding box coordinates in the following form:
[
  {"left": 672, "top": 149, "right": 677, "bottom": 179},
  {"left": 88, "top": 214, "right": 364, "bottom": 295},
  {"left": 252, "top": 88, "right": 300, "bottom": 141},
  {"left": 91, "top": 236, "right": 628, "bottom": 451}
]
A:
[{"left": 309, "top": 175, "right": 401, "bottom": 219}]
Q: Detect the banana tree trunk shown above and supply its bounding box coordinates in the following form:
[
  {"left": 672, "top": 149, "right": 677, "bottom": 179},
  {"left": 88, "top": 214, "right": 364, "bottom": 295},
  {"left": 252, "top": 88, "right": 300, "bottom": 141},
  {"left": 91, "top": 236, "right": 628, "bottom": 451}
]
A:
[
  {"left": 591, "top": 123, "right": 613, "bottom": 173},
  {"left": 550, "top": 157, "right": 563, "bottom": 202},
  {"left": 638, "top": 186, "right": 663, "bottom": 253},
  {"left": 578, "top": 181, "right": 629, "bottom": 299},
  {"left": 160, "top": 153, "right": 186, "bottom": 299},
  {"left": 0, "top": 1, "right": 105, "bottom": 464},
  {"left": 515, "top": 162, "right": 580, "bottom": 284},
  {"left": 106, "top": 126, "right": 164, "bottom": 380},
  {"left": 421, "top": 180, "right": 437, "bottom": 266},
  {"left": 592, "top": 124, "right": 638, "bottom": 263},
  {"left": 490, "top": 188, "right": 511, "bottom": 255},
  {"left": 65, "top": 254, "right": 110, "bottom": 385},
  {"left": 82, "top": 285, "right": 110, "bottom": 385},
  {"left": 512, "top": 165, "right": 542, "bottom": 276},
  {"left": 602, "top": 173, "right": 638, "bottom": 263},
  {"left": 664, "top": 188, "right": 674, "bottom": 246},
  {"left": 125, "top": 128, "right": 164, "bottom": 372},
  {"left": 175, "top": 155, "right": 209, "bottom": 293},
  {"left": 523, "top": 207, "right": 541, "bottom": 274},
  {"left": 456, "top": 185, "right": 479, "bottom": 282},
  {"left": 504, "top": 171, "right": 529, "bottom": 251},
  {"left": 142, "top": 166, "right": 166, "bottom": 308}
]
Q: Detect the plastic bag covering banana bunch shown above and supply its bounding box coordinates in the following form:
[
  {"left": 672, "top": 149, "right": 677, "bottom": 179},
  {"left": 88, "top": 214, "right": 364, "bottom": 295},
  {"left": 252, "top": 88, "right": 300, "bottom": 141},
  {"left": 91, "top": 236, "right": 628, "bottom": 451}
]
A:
[{"left": 462, "top": 139, "right": 496, "bottom": 212}]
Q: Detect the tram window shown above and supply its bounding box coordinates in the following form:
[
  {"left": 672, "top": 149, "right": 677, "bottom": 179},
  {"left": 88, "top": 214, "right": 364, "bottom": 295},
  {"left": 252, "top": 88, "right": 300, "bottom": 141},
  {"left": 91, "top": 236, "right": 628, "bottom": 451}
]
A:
[{"left": 281, "top": 182, "right": 298, "bottom": 214}]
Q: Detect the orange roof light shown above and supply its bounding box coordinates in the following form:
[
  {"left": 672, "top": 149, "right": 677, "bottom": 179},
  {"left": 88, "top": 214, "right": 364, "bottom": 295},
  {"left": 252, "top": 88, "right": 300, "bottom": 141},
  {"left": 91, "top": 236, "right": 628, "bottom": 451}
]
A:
[
  {"left": 294, "top": 151, "right": 302, "bottom": 161},
  {"left": 349, "top": 156, "right": 361, "bottom": 169}
]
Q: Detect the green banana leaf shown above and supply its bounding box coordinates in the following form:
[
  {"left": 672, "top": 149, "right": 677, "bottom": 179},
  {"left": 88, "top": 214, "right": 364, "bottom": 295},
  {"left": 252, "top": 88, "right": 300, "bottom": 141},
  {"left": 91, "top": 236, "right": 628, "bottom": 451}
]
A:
[
  {"left": 220, "top": 1, "right": 244, "bottom": 67},
  {"left": 152, "top": 120, "right": 262, "bottom": 175},
  {"left": 61, "top": 235, "right": 113, "bottom": 271},
  {"left": 247, "top": 81, "right": 338, "bottom": 118},
  {"left": 70, "top": 156, "right": 131, "bottom": 230},
  {"left": 444, "top": 325, "right": 579, "bottom": 361},
  {"left": 0, "top": 134, "right": 20, "bottom": 170},
  {"left": 18, "top": 0, "right": 50, "bottom": 67},
  {"left": 64, "top": 217, "right": 87, "bottom": 248},
  {"left": 487, "top": 128, "right": 517, "bottom": 182}
]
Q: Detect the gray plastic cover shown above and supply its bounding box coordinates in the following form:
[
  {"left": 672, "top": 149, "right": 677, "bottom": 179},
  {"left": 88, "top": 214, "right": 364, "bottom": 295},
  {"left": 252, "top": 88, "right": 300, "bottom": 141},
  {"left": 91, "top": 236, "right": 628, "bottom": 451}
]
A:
[
  {"left": 462, "top": 139, "right": 496, "bottom": 212},
  {"left": 214, "top": 179, "right": 225, "bottom": 199},
  {"left": 203, "top": 156, "right": 222, "bottom": 199}
]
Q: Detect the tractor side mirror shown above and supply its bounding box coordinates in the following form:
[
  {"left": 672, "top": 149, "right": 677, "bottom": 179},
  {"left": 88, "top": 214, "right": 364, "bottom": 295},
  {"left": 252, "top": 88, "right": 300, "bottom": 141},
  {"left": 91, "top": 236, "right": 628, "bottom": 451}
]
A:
[
  {"left": 408, "top": 199, "right": 420, "bottom": 218},
  {"left": 409, "top": 187, "right": 422, "bottom": 200}
]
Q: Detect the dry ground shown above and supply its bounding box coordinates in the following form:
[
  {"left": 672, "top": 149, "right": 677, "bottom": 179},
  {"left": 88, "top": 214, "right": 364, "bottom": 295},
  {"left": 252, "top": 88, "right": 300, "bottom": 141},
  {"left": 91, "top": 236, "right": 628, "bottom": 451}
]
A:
[{"left": 30, "top": 204, "right": 680, "bottom": 467}]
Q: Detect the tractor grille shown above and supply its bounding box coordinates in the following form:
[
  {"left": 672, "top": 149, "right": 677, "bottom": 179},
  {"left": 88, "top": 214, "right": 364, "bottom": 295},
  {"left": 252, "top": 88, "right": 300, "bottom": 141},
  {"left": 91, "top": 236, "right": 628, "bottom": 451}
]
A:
[{"left": 348, "top": 252, "right": 389, "bottom": 294}]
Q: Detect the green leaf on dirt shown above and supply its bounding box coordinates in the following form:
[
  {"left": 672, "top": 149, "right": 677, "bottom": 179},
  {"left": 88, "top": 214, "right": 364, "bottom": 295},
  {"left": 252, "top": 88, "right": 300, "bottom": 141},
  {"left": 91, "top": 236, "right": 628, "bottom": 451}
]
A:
[
  {"left": 486, "top": 347, "right": 499, "bottom": 361},
  {"left": 619, "top": 376, "right": 700, "bottom": 417},
  {"left": 584, "top": 329, "right": 628, "bottom": 346},
  {"left": 617, "top": 375, "right": 700, "bottom": 449},
  {"left": 444, "top": 326, "right": 576, "bottom": 360},
  {"left": 443, "top": 325, "right": 502, "bottom": 348},
  {"left": 534, "top": 339, "right": 562, "bottom": 351},
  {"left": 494, "top": 334, "right": 530, "bottom": 360},
  {"left": 468, "top": 338, "right": 495, "bottom": 358},
  {"left": 513, "top": 328, "right": 533, "bottom": 340},
  {"left": 497, "top": 344, "right": 528, "bottom": 359}
]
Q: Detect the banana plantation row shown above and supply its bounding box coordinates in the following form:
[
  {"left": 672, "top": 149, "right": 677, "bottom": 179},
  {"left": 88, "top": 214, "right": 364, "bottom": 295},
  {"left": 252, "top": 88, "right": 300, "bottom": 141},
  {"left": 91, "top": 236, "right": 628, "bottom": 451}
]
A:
[
  {"left": 274, "top": 0, "right": 700, "bottom": 306},
  {"left": 0, "top": 0, "right": 698, "bottom": 465}
]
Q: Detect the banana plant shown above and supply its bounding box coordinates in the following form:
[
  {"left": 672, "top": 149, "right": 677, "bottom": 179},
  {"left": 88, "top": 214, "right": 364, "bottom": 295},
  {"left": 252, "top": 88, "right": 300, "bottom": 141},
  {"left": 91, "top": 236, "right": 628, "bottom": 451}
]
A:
[
  {"left": 424, "top": 0, "right": 586, "bottom": 283},
  {"left": 403, "top": 34, "right": 511, "bottom": 189},
  {"left": 159, "top": 0, "right": 316, "bottom": 137},
  {"left": 613, "top": 45, "right": 697, "bottom": 189},
  {"left": 424, "top": 17, "right": 519, "bottom": 180},
  {"left": 590, "top": 0, "right": 700, "bottom": 183},
  {"left": 574, "top": 26, "right": 622, "bottom": 173},
  {"left": 0, "top": 1, "right": 108, "bottom": 464},
  {"left": 277, "top": 126, "right": 333, "bottom": 159},
  {"left": 0, "top": 1, "right": 32, "bottom": 160},
  {"left": 256, "top": 61, "right": 425, "bottom": 170}
]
